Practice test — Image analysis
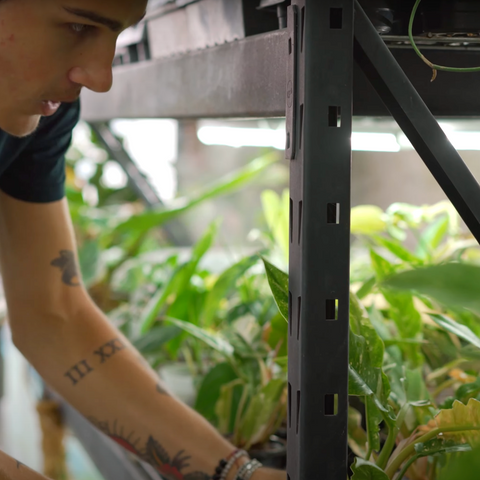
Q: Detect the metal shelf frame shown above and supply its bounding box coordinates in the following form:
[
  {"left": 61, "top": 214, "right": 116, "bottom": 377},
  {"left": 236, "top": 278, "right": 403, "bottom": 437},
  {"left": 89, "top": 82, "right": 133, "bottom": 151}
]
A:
[{"left": 74, "top": 2, "right": 480, "bottom": 480}]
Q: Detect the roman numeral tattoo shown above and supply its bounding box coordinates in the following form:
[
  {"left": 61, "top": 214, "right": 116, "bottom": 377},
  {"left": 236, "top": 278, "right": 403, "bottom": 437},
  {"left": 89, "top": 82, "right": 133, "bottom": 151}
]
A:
[
  {"left": 65, "top": 360, "right": 94, "bottom": 386},
  {"left": 50, "top": 250, "right": 80, "bottom": 287},
  {"left": 94, "top": 339, "right": 126, "bottom": 363},
  {"left": 65, "top": 338, "right": 127, "bottom": 386}
]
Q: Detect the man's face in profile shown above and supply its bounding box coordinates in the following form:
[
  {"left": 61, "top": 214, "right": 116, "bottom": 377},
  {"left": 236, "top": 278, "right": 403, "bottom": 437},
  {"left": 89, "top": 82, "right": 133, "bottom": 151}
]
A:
[{"left": 0, "top": 0, "right": 147, "bottom": 137}]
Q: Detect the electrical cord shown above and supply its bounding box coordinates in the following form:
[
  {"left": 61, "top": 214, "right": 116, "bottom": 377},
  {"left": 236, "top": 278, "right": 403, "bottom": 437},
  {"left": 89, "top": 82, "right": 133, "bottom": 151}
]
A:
[{"left": 408, "top": 0, "right": 480, "bottom": 80}]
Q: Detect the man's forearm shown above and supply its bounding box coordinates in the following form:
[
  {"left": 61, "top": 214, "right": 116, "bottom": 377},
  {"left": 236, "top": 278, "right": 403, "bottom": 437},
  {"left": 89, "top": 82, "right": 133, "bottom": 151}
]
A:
[
  {"left": 0, "top": 451, "right": 49, "bottom": 480},
  {"left": 12, "top": 301, "right": 284, "bottom": 480}
]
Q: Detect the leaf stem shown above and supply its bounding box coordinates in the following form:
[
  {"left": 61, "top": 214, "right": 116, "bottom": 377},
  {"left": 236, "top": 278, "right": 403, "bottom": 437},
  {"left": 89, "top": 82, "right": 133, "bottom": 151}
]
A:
[
  {"left": 385, "top": 425, "right": 480, "bottom": 479},
  {"left": 376, "top": 422, "right": 398, "bottom": 470},
  {"left": 394, "top": 453, "right": 420, "bottom": 480}
]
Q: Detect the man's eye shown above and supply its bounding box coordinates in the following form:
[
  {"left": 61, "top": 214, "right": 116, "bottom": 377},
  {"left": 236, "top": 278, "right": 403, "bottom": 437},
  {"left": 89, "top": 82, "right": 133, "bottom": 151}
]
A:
[{"left": 69, "top": 23, "right": 95, "bottom": 34}]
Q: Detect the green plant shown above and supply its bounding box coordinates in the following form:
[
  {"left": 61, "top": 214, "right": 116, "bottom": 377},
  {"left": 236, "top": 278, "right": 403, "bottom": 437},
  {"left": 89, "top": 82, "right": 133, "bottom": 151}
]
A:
[{"left": 262, "top": 196, "right": 480, "bottom": 479}]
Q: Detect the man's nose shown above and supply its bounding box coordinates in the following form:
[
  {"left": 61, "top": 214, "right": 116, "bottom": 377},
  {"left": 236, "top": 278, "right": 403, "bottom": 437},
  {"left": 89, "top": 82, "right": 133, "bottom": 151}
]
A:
[{"left": 68, "top": 51, "right": 114, "bottom": 93}]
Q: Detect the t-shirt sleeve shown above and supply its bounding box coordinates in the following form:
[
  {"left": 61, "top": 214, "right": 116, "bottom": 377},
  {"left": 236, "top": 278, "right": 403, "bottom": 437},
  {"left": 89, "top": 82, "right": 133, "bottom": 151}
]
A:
[{"left": 0, "top": 100, "right": 81, "bottom": 203}]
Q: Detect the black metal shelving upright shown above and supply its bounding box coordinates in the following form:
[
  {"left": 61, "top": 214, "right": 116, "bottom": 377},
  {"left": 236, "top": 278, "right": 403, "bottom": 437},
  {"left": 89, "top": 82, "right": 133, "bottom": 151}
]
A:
[{"left": 287, "top": 1, "right": 353, "bottom": 479}]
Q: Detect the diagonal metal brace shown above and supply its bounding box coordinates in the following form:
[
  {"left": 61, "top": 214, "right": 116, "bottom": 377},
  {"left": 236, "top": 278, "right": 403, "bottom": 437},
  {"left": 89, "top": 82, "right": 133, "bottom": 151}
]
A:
[{"left": 354, "top": 0, "right": 480, "bottom": 243}]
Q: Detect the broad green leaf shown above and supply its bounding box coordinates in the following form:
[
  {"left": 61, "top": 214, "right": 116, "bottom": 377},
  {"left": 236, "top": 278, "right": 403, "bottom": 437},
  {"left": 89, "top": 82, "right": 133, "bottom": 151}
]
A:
[
  {"left": 267, "top": 313, "right": 288, "bottom": 358},
  {"left": 215, "top": 380, "right": 243, "bottom": 435},
  {"left": 261, "top": 189, "right": 289, "bottom": 263},
  {"left": 416, "top": 215, "right": 449, "bottom": 259},
  {"left": 163, "top": 316, "right": 234, "bottom": 357},
  {"left": 427, "top": 398, "right": 480, "bottom": 444},
  {"left": 430, "top": 314, "right": 480, "bottom": 350},
  {"left": 350, "top": 292, "right": 384, "bottom": 367},
  {"left": 370, "top": 250, "right": 395, "bottom": 281},
  {"left": 351, "top": 205, "right": 386, "bottom": 235},
  {"left": 414, "top": 437, "right": 471, "bottom": 456},
  {"left": 348, "top": 407, "right": 368, "bottom": 458},
  {"left": 78, "top": 239, "right": 103, "bottom": 287},
  {"left": 237, "top": 379, "right": 286, "bottom": 450},
  {"left": 438, "top": 443, "right": 480, "bottom": 480},
  {"left": 195, "top": 363, "right": 238, "bottom": 423},
  {"left": 262, "top": 258, "right": 289, "bottom": 321},
  {"left": 140, "top": 221, "right": 219, "bottom": 333},
  {"left": 349, "top": 293, "right": 391, "bottom": 452},
  {"left": 351, "top": 458, "right": 389, "bottom": 480},
  {"left": 133, "top": 325, "right": 181, "bottom": 355},
  {"left": 373, "top": 236, "right": 421, "bottom": 265},
  {"left": 114, "top": 154, "right": 277, "bottom": 234},
  {"left": 456, "top": 378, "right": 480, "bottom": 402},
  {"left": 356, "top": 276, "right": 376, "bottom": 300},
  {"left": 201, "top": 255, "right": 259, "bottom": 327},
  {"left": 382, "top": 264, "right": 480, "bottom": 315}
]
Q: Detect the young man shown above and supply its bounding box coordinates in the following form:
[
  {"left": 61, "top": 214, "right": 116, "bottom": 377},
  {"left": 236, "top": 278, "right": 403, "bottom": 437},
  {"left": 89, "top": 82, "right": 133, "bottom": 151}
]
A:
[{"left": 0, "top": 1, "right": 287, "bottom": 479}]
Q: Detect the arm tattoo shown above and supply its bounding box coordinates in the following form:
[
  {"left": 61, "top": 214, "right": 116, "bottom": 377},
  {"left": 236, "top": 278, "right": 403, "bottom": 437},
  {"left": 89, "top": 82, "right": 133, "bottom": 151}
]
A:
[
  {"left": 89, "top": 418, "right": 210, "bottom": 480},
  {"left": 94, "top": 339, "right": 126, "bottom": 363},
  {"left": 65, "top": 360, "right": 94, "bottom": 386},
  {"left": 51, "top": 250, "right": 80, "bottom": 286},
  {"left": 64, "top": 338, "right": 126, "bottom": 386}
]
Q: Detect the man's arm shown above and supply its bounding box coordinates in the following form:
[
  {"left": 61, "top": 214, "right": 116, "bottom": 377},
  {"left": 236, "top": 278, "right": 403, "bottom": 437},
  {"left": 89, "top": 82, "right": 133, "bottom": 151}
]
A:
[
  {"left": 0, "top": 451, "right": 49, "bottom": 480},
  {"left": 0, "top": 191, "right": 285, "bottom": 480}
]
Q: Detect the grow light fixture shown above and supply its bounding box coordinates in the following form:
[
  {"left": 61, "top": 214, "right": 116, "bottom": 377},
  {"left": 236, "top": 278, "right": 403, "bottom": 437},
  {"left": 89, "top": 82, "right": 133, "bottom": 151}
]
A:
[{"left": 197, "top": 126, "right": 401, "bottom": 152}]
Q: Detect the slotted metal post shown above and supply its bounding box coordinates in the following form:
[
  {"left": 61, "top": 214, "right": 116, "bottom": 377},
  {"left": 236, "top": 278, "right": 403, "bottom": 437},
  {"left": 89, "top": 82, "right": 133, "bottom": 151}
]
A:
[{"left": 287, "top": 1, "right": 354, "bottom": 479}]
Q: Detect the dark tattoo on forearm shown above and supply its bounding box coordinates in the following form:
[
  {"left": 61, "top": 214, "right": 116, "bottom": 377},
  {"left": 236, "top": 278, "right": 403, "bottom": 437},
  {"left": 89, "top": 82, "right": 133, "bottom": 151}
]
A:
[
  {"left": 94, "top": 339, "right": 126, "bottom": 363},
  {"left": 65, "top": 338, "right": 126, "bottom": 386},
  {"left": 89, "top": 418, "right": 210, "bottom": 480},
  {"left": 65, "top": 360, "right": 94, "bottom": 386},
  {"left": 51, "top": 250, "right": 80, "bottom": 286}
]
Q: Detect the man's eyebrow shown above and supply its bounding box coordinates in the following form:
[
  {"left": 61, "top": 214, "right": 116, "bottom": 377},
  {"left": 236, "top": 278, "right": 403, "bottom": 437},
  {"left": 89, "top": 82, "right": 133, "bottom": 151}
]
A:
[{"left": 63, "top": 7, "right": 146, "bottom": 33}]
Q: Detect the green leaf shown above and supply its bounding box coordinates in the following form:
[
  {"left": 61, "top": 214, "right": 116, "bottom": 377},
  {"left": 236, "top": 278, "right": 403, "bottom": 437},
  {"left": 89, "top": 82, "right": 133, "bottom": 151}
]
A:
[
  {"left": 351, "top": 458, "right": 389, "bottom": 480},
  {"left": 267, "top": 313, "right": 288, "bottom": 358},
  {"left": 382, "top": 263, "right": 480, "bottom": 315},
  {"left": 201, "top": 255, "right": 259, "bottom": 327},
  {"left": 237, "top": 379, "right": 286, "bottom": 450},
  {"left": 195, "top": 363, "right": 238, "bottom": 424},
  {"left": 78, "top": 239, "right": 103, "bottom": 287},
  {"left": 140, "top": 221, "right": 219, "bottom": 333},
  {"left": 430, "top": 314, "right": 480, "bottom": 350},
  {"left": 163, "top": 316, "right": 234, "bottom": 357},
  {"left": 262, "top": 258, "right": 289, "bottom": 321},
  {"left": 133, "top": 325, "right": 181, "bottom": 355},
  {"left": 373, "top": 236, "right": 421, "bottom": 265},
  {"left": 416, "top": 214, "right": 449, "bottom": 259},
  {"left": 348, "top": 407, "right": 368, "bottom": 458},
  {"left": 114, "top": 154, "right": 277, "bottom": 234},
  {"left": 261, "top": 189, "right": 289, "bottom": 263},
  {"left": 414, "top": 437, "right": 471, "bottom": 456},
  {"left": 351, "top": 205, "right": 386, "bottom": 235},
  {"left": 438, "top": 443, "right": 480, "bottom": 480}
]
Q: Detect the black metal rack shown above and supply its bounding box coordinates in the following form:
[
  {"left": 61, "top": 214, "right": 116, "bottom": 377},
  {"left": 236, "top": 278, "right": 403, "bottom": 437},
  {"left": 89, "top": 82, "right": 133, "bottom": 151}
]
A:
[{"left": 74, "top": 1, "right": 480, "bottom": 479}]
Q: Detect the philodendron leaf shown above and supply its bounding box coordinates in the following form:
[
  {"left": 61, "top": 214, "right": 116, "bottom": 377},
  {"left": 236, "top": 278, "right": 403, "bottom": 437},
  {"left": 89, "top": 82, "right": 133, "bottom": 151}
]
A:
[
  {"left": 195, "top": 363, "right": 238, "bottom": 424},
  {"left": 262, "top": 258, "right": 288, "bottom": 321},
  {"left": 414, "top": 437, "right": 471, "bottom": 456},
  {"left": 201, "top": 254, "right": 259, "bottom": 328},
  {"left": 237, "top": 379, "right": 287, "bottom": 450},
  {"left": 351, "top": 458, "right": 389, "bottom": 480},
  {"left": 163, "top": 316, "right": 234, "bottom": 357},
  {"left": 429, "top": 314, "right": 480, "bottom": 350},
  {"left": 348, "top": 407, "right": 368, "bottom": 458},
  {"left": 351, "top": 205, "right": 386, "bottom": 235},
  {"left": 438, "top": 443, "right": 480, "bottom": 480},
  {"left": 349, "top": 292, "right": 391, "bottom": 452},
  {"left": 381, "top": 263, "right": 480, "bottom": 315},
  {"left": 423, "top": 398, "right": 480, "bottom": 444}
]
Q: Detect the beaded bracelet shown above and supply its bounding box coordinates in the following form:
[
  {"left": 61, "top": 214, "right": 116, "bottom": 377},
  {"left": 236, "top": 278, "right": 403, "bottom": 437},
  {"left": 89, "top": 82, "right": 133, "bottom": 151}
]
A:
[
  {"left": 213, "top": 449, "right": 249, "bottom": 480},
  {"left": 235, "top": 459, "right": 263, "bottom": 480}
]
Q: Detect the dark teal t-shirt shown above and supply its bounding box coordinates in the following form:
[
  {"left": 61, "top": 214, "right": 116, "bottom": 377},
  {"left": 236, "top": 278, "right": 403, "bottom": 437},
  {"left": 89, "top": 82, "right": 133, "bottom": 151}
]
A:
[{"left": 0, "top": 100, "right": 80, "bottom": 203}]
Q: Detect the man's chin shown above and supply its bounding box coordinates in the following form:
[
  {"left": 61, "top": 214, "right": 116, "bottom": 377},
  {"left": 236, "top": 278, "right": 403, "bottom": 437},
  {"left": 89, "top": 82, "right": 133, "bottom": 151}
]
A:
[{"left": 0, "top": 114, "right": 41, "bottom": 138}]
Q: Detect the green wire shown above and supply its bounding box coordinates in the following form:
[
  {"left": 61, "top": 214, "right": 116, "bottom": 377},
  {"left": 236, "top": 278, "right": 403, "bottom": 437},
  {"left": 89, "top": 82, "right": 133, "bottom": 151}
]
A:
[{"left": 408, "top": 0, "right": 480, "bottom": 79}]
